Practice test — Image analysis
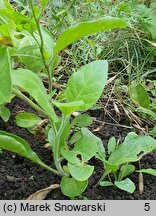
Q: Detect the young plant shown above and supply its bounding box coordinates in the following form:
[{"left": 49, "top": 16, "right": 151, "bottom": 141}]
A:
[
  {"left": 97, "top": 132, "right": 156, "bottom": 193},
  {"left": 2, "top": 0, "right": 150, "bottom": 198}
]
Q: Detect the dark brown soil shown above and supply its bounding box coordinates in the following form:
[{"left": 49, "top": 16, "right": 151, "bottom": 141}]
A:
[{"left": 0, "top": 97, "right": 156, "bottom": 200}]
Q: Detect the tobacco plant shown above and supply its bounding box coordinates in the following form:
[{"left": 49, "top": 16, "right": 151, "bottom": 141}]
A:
[{"left": 0, "top": 0, "right": 156, "bottom": 198}]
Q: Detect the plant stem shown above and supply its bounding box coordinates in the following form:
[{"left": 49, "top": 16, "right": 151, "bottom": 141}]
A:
[
  {"left": 29, "top": 0, "right": 52, "bottom": 93},
  {"left": 13, "top": 88, "right": 48, "bottom": 117},
  {"left": 53, "top": 115, "right": 69, "bottom": 176},
  {"left": 95, "top": 171, "right": 108, "bottom": 187},
  {"left": 38, "top": 160, "right": 62, "bottom": 176},
  {"left": 95, "top": 162, "right": 111, "bottom": 187}
]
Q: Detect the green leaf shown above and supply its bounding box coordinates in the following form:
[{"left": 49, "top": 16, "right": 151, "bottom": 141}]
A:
[
  {"left": 74, "top": 128, "right": 98, "bottom": 161},
  {"left": 15, "top": 112, "right": 41, "bottom": 128},
  {"left": 66, "top": 60, "right": 108, "bottom": 111},
  {"left": 100, "top": 181, "right": 114, "bottom": 187},
  {"left": 72, "top": 114, "right": 93, "bottom": 127},
  {"left": 69, "top": 131, "right": 83, "bottom": 145},
  {"left": 0, "top": 8, "right": 35, "bottom": 33},
  {"left": 118, "top": 164, "right": 135, "bottom": 181},
  {"left": 0, "top": 130, "right": 53, "bottom": 171},
  {"left": 108, "top": 135, "right": 156, "bottom": 166},
  {"left": 124, "top": 132, "right": 138, "bottom": 142},
  {"left": 10, "top": 30, "right": 43, "bottom": 73},
  {"left": 115, "top": 178, "right": 136, "bottom": 193},
  {"left": 0, "top": 106, "right": 10, "bottom": 122},
  {"left": 54, "top": 17, "right": 128, "bottom": 55},
  {"left": 15, "top": 45, "right": 43, "bottom": 73},
  {"left": 95, "top": 140, "right": 106, "bottom": 162},
  {"left": 11, "top": 69, "right": 58, "bottom": 121},
  {"left": 108, "top": 137, "right": 117, "bottom": 154},
  {"left": 136, "top": 168, "right": 156, "bottom": 177},
  {"left": 61, "top": 176, "right": 88, "bottom": 197},
  {"left": 0, "top": 47, "right": 12, "bottom": 105},
  {"left": 61, "top": 149, "right": 82, "bottom": 165},
  {"left": 129, "top": 82, "right": 150, "bottom": 109},
  {"left": 54, "top": 101, "right": 84, "bottom": 115},
  {"left": 68, "top": 163, "right": 94, "bottom": 181}
]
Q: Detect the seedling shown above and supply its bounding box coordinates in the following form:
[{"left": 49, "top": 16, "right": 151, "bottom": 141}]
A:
[{"left": 97, "top": 132, "right": 156, "bottom": 193}]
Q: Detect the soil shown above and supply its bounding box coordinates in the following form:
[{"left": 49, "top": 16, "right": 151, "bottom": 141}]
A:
[{"left": 0, "top": 97, "right": 156, "bottom": 200}]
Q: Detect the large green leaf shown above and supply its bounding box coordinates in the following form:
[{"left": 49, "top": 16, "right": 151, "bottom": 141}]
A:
[
  {"left": 0, "top": 47, "right": 12, "bottom": 105},
  {"left": 108, "top": 135, "right": 156, "bottom": 165},
  {"left": 15, "top": 112, "right": 42, "bottom": 128},
  {"left": 54, "top": 17, "right": 128, "bottom": 55},
  {"left": 11, "top": 69, "right": 57, "bottom": 121},
  {"left": 61, "top": 176, "right": 88, "bottom": 197},
  {"left": 0, "top": 131, "right": 54, "bottom": 172},
  {"left": 129, "top": 82, "right": 150, "bottom": 109},
  {"left": 66, "top": 60, "right": 108, "bottom": 111}
]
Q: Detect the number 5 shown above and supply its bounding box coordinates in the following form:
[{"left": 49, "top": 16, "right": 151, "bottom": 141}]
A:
[{"left": 144, "top": 203, "right": 150, "bottom": 211}]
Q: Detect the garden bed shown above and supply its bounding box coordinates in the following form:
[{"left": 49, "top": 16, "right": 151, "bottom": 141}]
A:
[{"left": 0, "top": 97, "right": 155, "bottom": 200}]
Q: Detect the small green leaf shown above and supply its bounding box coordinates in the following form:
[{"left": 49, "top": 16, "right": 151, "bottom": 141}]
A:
[
  {"left": 108, "top": 137, "right": 117, "bottom": 154},
  {"left": 95, "top": 140, "right": 105, "bottom": 162},
  {"left": 65, "top": 60, "right": 108, "bottom": 111},
  {"left": 54, "top": 17, "right": 127, "bottom": 55},
  {"left": 115, "top": 178, "right": 136, "bottom": 193},
  {"left": 61, "top": 149, "right": 82, "bottom": 165},
  {"left": 54, "top": 101, "right": 84, "bottom": 115},
  {"left": 0, "top": 106, "right": 10, "bottom": 122},
  {"left": 74, "top": 128, "right": 98, "bottom": 161},
  {"left": 136, "top": 168, "right": 156, "bottom": 177},
  {"left": 11, "top": 69, "right": 57, "bottom": 121},
  {"left": 0, "top": 47, "right": 12, "bottom": 105},
  {"left": 100, "top": 181, "right": 114, "bottom": 187},
  {"left": 61, "top": 176, "right": 88, "bottom": 197},
  {"left": 68, "top": 163, "right": 94, "bottom": 181},
  {"left": 15, "top": 112, "right": 41, "bottom": 128},
  {"left": 69, "top": 131, "right": 83, "bottom": 145},
  {"left": 129, "top": 82, "right": 150, "bottom": 109},
  {"left": 72, "top": 114, "right": 93, "bottom": 127},
  {"left": 118, "top": 164, "right": 135, "bottom": 181}
]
